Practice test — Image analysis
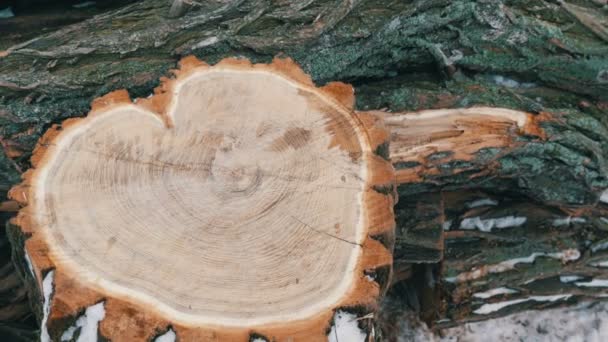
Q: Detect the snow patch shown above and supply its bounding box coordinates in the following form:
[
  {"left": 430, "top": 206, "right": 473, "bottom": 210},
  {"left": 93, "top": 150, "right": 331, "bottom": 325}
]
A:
[
  {"left": 492, "top": 75, "right": 537, "bottom": 89},
  {"left": 460, "top": 216, "right": 526, "bottom": 232},
  {"left": 553, "top": 216, "right": 586, "bottom": 226},
  {"left": 590, "top": 260, "right": 608, "bottom": 268},
  {"left": 60, "top": 302, "right": 105, "bottom": 342},
  {"left": 575, "top": 279, "right": 608, "bottom": 288},
  {"left": 442, "top": 220, "right": 452, "bottom": 231},
  {"left": 446, "top": 249, "right": 580, "bottom": 283},
  {"left": 394, "top": 300, "right": 608, "bottom": 341},
  {"left": 502, "top": 249, "right": 581, "bottom": 266},
  {"left": 440, "top": 301, "right": 608, "bottom": 341},
  {"left": 560, "top": 275, "right": 584, "bottom": 283},
  {"left": 192, "top": 37, "right": 219, "bottom": 50},
  {"left": 0, "top": 7, "right": 14, "bottom": 19},
  {"left": 592, "top": 240, "right": 608, "bottom": 253},
  {"left": 41, "top": 271, "right": 55, "bottom": 342},
  {"left": 328, "top": 311, "right": 366, "bottom": 342},
  {"left": 601, "top": 189, "right": 608, "bottom": 204},
  {"left": 473, "top": 294, "right": 571, "bottom": 315},
  {"left": 250, "top": 339, "right": 266, "bottom": 342},
  {"left": 447, "top": 50, "right": 463, "bottom": 64},
  {"left": 473, "top": 287, "right": 518, "bottom": 299},
  {"left": 154, "top": 328, "right": 176, "bottom": 342},
  {"left": 466, "top": 198, "right": 498, "bottom": 209},
  {"left": 24, "top": 251, "right": 35, "bottom": 278}
]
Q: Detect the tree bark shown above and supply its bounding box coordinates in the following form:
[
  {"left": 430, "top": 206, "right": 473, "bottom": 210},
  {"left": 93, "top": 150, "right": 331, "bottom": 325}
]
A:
[
  {"left": 1, "top": 0, "right": 607, "bottom": 340},
  {"left": 381, "top": 106, "right": 608, "bottom": 334}
]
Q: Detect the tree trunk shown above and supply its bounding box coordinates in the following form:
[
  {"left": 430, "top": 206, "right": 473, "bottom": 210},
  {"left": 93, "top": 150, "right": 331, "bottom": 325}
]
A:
[
  {"left": 1, "top": 0, "right": 607, "bottom": 340},
  {"left": 380, "top": 106, "right": 608, "bottom": 337},
  {"left": 8, "top": 56, "right": 396, "bottom": 341}
]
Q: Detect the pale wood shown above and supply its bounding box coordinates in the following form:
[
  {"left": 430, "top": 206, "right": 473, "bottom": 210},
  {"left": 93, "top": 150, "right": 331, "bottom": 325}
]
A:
[
  {"left": 9, "top": 57, "right": 395, "bottom": 341},
  {"left": 379, "top": 107, "right": 548, "bottom": 185}
]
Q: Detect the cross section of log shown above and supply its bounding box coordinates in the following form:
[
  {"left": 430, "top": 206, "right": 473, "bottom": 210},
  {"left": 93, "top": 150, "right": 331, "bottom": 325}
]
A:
[{"left": 7, "top": 57, "right": 396, "bottom": 341}]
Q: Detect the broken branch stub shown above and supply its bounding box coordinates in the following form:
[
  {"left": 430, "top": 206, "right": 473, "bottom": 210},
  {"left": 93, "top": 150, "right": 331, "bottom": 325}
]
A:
[{"left": 8, "top": 56, "right": 395, "bottom": 341}]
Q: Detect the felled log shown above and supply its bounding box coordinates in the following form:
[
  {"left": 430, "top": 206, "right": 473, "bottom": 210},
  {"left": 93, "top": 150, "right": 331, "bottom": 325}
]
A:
[
  {"left": 440, "top": 191, "right": 608, "bottom": 327},
  {"left": 379, "top": 106, "right": 608, "bottom": 336},
  {"left": 7, "top": 102, "right": 608, "bottom": 340},
  {"left": 384, "top": 107, "right": 547, "bottom": 266},
  {"left": 1, "top": 0, "right": 608, "bottom": 339},
  {"left": 7, "top": 57, "right": 396, "bottom": 341}
]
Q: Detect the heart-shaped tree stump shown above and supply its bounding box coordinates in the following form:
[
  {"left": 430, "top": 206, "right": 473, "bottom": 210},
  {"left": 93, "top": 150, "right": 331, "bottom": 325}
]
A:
[{"left": 8, "top": 57, "right": 396, "bottom": 341}]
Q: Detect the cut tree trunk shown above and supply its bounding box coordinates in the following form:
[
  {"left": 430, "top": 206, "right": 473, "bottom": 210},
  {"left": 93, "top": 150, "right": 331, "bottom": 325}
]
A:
[
  {"left": 7, "top": 56, "right": 396, "bottom": 341},
  {"left": 1, "top": 0, "right": 608, "bottom": 340},
  {"left": 381, "top": 107, "right": 608, "bottom": 334}
]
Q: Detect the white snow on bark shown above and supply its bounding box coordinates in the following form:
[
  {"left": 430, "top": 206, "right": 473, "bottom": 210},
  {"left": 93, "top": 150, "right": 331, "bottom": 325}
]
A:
[
  {"left": 553, "top": 216, "right": 586, "bottom": 226},
  {"left": 473, "top": 294, "right": 571, "bottom": 315},
  {"left": 24, "top": 250, "right": 35, "bottom": 278},
  {"left": 472, "top": 287, "right": 518, "bottom": 299},
  {"left": 600, "top": 189, "right": 608, "bottom": 204},
  {"left": 460, "top": 216, "right": 526, "bottom": 232},
  {"left": 328, "top": 311, "right": 366, "bottom": 342},
  {"left": 442, "top": 220, "right": 452, "bottom": 231},
  {"left": 560, "top": 275, "right": 584, "bottom": 283},
  {"left": 589, "top": 260, "right": 608, "bottom": 267},
  {"left": 192, "top": 37, "right": 220, "bottom": 50},
  {"left": 154, "top": 328, "right": 176, "bottom": 342},
  {"left": 575, "top": 279, "right": 608, "bottom": 288},
  {"left": 466, "top": 198, "right": 498, "bottom": 209},
  {"left": 41, "top": 271, "right": 55, "bottom": 342},
  {"left": 590, "top": 260, "right": 608, "bottom": 267},
  {"left": 592, "top": 240, "right": 608, "bottom": 253},
  {"left": 60, "top": 302, "right": 106, "bottom": 342},
  {"left": 491, "top": 75, "right": 537, "bottom": 89},
  {"left": 445, "top": 249, "right": 580, "bottom": 283}
]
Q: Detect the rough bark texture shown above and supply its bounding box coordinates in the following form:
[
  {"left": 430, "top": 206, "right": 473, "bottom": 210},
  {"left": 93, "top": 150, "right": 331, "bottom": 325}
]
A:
[
  {"left": 378, "top": 105, "right": 608, "bottom": 336},
  {"left": 1, "top": 0, "right": 608, "bottom": 340}
]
